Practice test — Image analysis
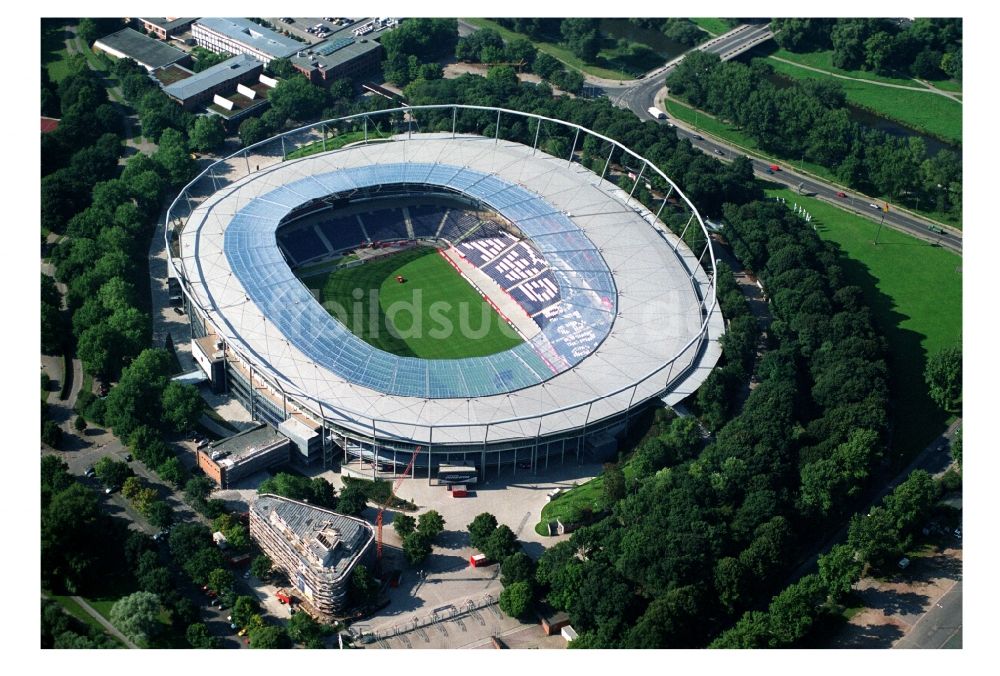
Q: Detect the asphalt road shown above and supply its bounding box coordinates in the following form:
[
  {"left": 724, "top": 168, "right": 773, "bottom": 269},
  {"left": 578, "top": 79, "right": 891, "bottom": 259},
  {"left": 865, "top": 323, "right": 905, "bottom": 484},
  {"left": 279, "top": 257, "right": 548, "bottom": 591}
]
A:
[
  {"left": 661, "top": 115, "right": 963, "bottom": 255},
  {"left": 895, "top": 580, "right": 963, "bottom": 649}
]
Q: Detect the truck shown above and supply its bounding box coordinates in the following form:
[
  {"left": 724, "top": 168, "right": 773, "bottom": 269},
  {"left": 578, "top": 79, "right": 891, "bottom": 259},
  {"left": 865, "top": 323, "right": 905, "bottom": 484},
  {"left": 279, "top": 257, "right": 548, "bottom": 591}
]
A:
[{"left": 647, "top": 106, "right": 667, "bottom": 120}]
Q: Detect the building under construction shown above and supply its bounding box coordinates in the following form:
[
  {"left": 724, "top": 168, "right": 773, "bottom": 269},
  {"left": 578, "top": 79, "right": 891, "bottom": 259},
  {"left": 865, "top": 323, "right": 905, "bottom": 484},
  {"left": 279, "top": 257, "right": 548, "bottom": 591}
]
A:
[{"left": 249, "top": 494, "right": 375, "bottom": 617}]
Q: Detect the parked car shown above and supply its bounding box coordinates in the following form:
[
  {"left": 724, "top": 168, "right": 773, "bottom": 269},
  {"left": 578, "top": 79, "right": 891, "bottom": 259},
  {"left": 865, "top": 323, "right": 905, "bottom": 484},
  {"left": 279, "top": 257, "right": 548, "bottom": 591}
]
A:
[
  {"left": 713, "top": 149, "right": 723, "bottom": 155},
  {"left": 693, "top": 134, "right": 704, "bottom": 140},
  {"left": 868, "top": 202, "right": 880, "bottom": 210},
  {"left": 84, "top": 467, "right": 96, "bottom": 478},
  {"left": 124, "top": 453, "right": 133, "bottom": 462},
  {"left": 836, "top": 191, "right": 847, "bottom": 198}
]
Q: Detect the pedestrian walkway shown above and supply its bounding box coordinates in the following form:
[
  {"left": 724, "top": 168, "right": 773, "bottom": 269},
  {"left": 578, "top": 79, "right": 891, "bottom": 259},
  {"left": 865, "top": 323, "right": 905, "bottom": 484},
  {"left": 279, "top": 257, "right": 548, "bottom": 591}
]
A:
[{"left": 70, "top": 596, "right": 140, "bottom": 649}]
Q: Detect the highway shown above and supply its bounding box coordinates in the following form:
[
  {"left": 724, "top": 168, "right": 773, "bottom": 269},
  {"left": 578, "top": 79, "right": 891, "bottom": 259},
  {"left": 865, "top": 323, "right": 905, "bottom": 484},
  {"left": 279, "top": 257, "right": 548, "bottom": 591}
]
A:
[
  {"left": 453, "top": 20, "right": 961, "bottom": 253},
  {"left": 596, "top": 29, "right": 962, "bottom": 254}
]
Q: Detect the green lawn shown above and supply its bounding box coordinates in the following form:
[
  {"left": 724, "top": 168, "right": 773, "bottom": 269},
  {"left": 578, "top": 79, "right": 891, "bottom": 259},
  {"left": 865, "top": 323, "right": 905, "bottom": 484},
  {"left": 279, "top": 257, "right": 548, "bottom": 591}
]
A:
[
  {"left": 303, "top": 246, "right": 523, "bottom": 359},
  {"left": 764, "top": 186, "right": 962, "bottom": 457},
  {"left": 690, "top": 18, "right": 733, "bottom": 37},
  {"left": 50, "top": 595, "right": 127, "bottom": 647},
  {"left": 42, "top": 21, "right": 73, "bottom": 82},
  {"left": 285, "top": 131, "right": 372, "bottom": 160},
  {"left": 767, "top": 59, "right": 963, "bottom": 145},
  {"left": 663, "top": 96, "right": 961, "bottom": 228}
]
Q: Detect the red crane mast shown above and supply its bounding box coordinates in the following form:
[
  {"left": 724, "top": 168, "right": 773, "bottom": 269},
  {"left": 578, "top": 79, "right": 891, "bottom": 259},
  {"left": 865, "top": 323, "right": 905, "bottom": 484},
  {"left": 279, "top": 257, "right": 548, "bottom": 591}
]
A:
[{"left": 375, "top": 446, "right": 421, "bottom": 567}]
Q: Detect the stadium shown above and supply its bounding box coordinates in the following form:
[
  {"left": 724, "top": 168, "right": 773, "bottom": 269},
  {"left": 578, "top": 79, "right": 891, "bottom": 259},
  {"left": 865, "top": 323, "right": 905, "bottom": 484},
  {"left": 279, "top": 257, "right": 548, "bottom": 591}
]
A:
[{"left": 168, "top": 105, "right": 723, "bottom": 480}]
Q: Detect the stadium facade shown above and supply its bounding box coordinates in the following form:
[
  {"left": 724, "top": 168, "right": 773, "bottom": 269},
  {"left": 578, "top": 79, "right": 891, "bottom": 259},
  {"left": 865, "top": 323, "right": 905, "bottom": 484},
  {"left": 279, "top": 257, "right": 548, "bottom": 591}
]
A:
[{"left": 168, "top": 105, "right": 723, "bottom": 480}]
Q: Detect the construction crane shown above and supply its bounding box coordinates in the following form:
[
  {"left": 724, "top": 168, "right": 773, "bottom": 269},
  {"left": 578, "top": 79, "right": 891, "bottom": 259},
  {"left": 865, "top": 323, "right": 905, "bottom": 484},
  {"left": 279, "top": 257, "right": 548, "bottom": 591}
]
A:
[{"left": 375, "top": 446, "right": 421, "bottom": 572}]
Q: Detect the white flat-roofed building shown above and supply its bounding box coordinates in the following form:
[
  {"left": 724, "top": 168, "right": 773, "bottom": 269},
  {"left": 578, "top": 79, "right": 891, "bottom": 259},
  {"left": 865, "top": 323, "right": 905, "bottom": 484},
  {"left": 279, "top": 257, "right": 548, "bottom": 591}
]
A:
[{"left": 192, "top": 17, "right": 301, "bottom": 65}]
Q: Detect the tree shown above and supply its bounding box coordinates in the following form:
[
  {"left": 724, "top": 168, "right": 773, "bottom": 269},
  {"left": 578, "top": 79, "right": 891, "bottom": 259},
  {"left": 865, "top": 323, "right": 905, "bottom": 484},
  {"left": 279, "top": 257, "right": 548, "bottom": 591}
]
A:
[
  {"left": 238, "top": 117, "right": 270, "bottom": 148},
  {"left": 418, "top": 510, "right": 445, "bottom": 539},
  {"left": 349, "top": 565, "right": 379, "bottom": 607},
  {"left": 122, "top": 476, "right": 143, "bottom": 501},
  {"left": 161, "top": 382, "right": 203, "bottom": 433},
  {"left": 818, "top": 543, "right": 863, "bottom": 602},
  {"left": 249, "top": 624, "right": 288, "bottom": 649},
  {"left": 560, "top": 18, "right": 601, "bottom": 62},
  {"left": 185, "top": 476, "right": 215, "bottom": 505},
  {"left": 403, "top": 531, "right": 433, "bottom": 565},
  {"left": 109, "top": 591, "right": 161, "bottom": 644},
  {"left": 153, "top": 128, "right": 196, "bottom": 187},
  {"left": 231, "top": 595, "right": 260, "bottom": 629},
  {"left": 393, "top": 513, "right": 416, "bottom": 538},
  {"left": 532, "top": 52, "right": 561, "bottom": 80},
  {"left": 208, "top": 568, "right": 235, "bottom": 595},
  {"left": 265, "top": 57, "right": 296, "bottom": 79},
  {"left": 185, "top": 622, "right": 219, "bottom": 648},
  {"left": 156, "top": 456, "right": 187, "bottom": 488},
  {"left": 250, "top": 554, "right": 273, "bottom": 581},
  {"left": 73, "top": 415, "right": 88, "bottom": 433},
  {"left": 268, "top": 75, "right": 328, "bottom": 123},
  {"left": 925, "top": 344, "right": 962, "bottom": 411},
  {"left": 188, "top": 115, "right": 225, "bottom": 153},
  {"left": 94, "top": 456, "right": 133, "bottom": 489},
  {"left": 286, "top": 610, "right": 326, "bottom": 648},
  {"left": 467, "top": 512, "right": 498, "bottom": 551},
  {"left": 499, "top": 580, "right": 533, "bottom": 618},
  {"left": 146, "top": 500, "right": 174, "bottom": 529},
  {"left": 950, "top": 427, "right": 962, "bottom": 470},
  {"left": 600, "top": 464, "right": 626, "bottom": 510},
  {"left": 41, "top": 302, "right": 64, "bottom": 355},
  {"left": 500, "top": 551, "right": 535, "bottom": 587},
  {"left": 482, "top": 524, "right": 519, "bottom": 563},
  {"left": 336, "top": 481, "right": 368, "bottom": 515},
  {"left": 77, "top": 18, "right": 100, "bottom": 46}
]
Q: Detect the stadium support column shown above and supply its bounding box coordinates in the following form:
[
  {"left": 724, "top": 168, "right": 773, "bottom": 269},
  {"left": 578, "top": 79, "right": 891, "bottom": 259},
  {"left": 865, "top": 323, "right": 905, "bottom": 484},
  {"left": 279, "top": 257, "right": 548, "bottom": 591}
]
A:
[
  {"left": 494, "top": 110, "right": 501, "bottom": 144},
  {"left": 601, "top": 145, "right": 615, "bottom": 182},
  {"left": 322, "top": 124, "right": 327, "bottom": 153},
  {"left": 580, "top": 402, "right": 593, "bottom": 463},
  {"left": 567, "top": 128, "right": 579, "bottom": 167},
  {"left": 627, "top": 162, "right": 646, "bottom": 206},
  {"left": 364, "top": 116, "right": 368, "bottom": 144},
  {"left": 244, "top": 149, "right": 251, "bottom": 176},
  {"left": 561, "top": 437, "right": 566, "bottom": 465},
  {"left": 210, "top": 167, "right": 219, "bottom": 193},
  {"left": 532, "top": 119, "right": 541, "bottom": 155},
  {"left": 692, "top": 242, "right": 710, "bottom": 278},
  {"left": 371, "top": 418, "right": 377, "bottom": 479},
  {"left": 533, "top": 418, "right": 542, "bottom": 476},
  {"left": 280, "top": 135, "right": 286, "bottom": 161},
  {"left": 427, "top": 427, "right": 433, "bottom": 486},
  {"left": 452, "top": 106, "right": 457, "bottom": 139},
  {"left": 481, "top": 424, "right": 489, "bottom": 484},
  {"left": 623, "top": 384, "right": 638, "bottom": 432},
  {"left": 675, "top": 214, "right": 695, "bottom": 252}
]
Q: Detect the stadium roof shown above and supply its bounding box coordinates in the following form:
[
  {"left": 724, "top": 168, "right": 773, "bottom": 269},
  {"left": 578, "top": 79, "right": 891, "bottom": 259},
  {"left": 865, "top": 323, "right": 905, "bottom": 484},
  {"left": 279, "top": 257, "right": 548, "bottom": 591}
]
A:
[
  {"left": 252, "top": 495, "right": 373, "bottom": 578},
  {"left": 180, "top": 133, "right": 721, "bottom": 445},
  {"left": 195, "top": 17, "right": 301, "bottom": 59},
  {"left": 95, "top": 28, "right": 189, "bottom": 70},
  {"left": 163, "top": 53, "right": 261, "bottom": 102}
]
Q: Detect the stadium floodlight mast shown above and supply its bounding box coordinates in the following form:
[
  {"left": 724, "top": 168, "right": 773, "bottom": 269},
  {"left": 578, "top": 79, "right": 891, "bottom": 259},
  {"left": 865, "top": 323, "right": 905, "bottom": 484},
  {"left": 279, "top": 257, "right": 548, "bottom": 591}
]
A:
[{"left": 165, "top": 104, "right": 721, "bottom": 474}]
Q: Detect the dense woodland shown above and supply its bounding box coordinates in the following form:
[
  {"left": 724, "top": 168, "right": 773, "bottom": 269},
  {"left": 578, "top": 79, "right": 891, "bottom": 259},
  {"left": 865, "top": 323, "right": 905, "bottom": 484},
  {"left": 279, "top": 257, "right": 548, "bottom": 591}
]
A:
[
  {"left": 771, "top": 18, "right": 962, "bottom": 81},
  {"left": 667, "top": 51, "right": 962, "bottom": 216}
]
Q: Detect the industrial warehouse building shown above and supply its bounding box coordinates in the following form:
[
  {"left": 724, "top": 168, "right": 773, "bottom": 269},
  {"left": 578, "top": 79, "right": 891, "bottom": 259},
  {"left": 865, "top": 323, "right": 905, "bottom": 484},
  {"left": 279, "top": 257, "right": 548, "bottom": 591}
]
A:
[
  {"left": 94, "top": 27, "right": 190, "bottom": 71},
  {"left": 134, "top": 17, "right": 196, "bottom": 40},
  {"left": 192, "top": 17, "right": 300, "bottom": 65},
  {"left": 249, "top": 495, "right": 375, "bottom": 617},
  {"left": 162, "top": 53, "right": 264, "bottom": 110},
  {"left": 196, "top": 423, "right": 292, "bottom": 488},
  {"left": 291, "top": 34, "right": 383, "bottom": 85}
]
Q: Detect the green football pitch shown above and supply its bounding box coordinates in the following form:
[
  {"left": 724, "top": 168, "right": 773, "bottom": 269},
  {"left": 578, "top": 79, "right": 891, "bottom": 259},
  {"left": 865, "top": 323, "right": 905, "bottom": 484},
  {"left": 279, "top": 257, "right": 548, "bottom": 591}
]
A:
[{"left": 299, "top": 246, "right": 524, "bottom": 359}]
